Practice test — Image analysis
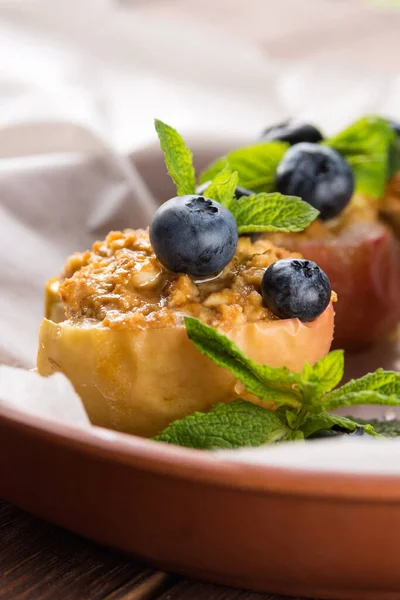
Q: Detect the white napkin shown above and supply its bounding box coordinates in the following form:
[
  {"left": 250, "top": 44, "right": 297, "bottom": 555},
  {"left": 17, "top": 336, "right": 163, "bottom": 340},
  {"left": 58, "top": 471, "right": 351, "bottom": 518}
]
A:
[{"left": 0, "top": 365, "right": 89, "bottom": 425}]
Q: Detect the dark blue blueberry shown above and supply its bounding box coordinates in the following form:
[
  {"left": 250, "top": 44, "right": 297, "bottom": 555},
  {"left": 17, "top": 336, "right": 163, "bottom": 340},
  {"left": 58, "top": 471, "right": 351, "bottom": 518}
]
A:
[
  {"left": 275, "top": 143, "right": 354, "bottom": 220},
  {"left": 261, "top": 120, "right": 323, "bottom": 145},
  {"left": 149, "top": 195, "right": 238, "bottom": 278},
  {"left": 261, "top": 258, "right": 331, "bottom": 322},
  {"left": 196, "top": 181, "right": 254, "bottom": 200}
]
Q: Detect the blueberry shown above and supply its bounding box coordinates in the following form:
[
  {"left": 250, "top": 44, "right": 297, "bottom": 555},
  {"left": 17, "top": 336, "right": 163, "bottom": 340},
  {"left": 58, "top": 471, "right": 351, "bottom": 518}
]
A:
[
  {"left": 261, "top": 258, "right": 331, "bottom": 322},
  {"left": 196, "top": 181, "right": 254, "bottom": 200},
  {"left": 150, "top": 195, "right": 238, "bottom": 278},
  {"left": 275, "top": 143, "right": 354, "bottom": 220},
  {"left": 261, "top": 120, "right": 323, "bottom": 145}
]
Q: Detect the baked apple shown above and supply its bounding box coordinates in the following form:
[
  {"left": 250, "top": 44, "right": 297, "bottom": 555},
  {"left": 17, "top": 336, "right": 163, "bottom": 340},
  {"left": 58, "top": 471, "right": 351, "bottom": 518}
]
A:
[
  {"left": 37, "top": 228, "right": 334, "bottom": 437},
  {"left": 269, "top": 137, "right": 400, "bottom": 350}
]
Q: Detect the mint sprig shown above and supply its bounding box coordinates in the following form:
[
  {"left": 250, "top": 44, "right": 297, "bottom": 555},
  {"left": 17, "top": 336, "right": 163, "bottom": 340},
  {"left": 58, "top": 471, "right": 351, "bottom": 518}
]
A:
[
  {"left": 324, "top": 115, "right": 396, "bottom": 199},
  {"left": 154, "top": 121, "right": 318, "bottom": 234},
  {"left": 154, "top": 119, "right": 196, "bottom": 196},
  {"left": 154, "top": 318, "right": 400, "bottom": 449},
  {"left": 198, "top": 141, "right": 288, "bottom": 194}
]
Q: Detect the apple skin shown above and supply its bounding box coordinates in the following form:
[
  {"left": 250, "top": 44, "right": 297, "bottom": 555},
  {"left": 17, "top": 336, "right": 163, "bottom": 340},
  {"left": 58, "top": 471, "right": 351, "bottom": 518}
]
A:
[
  {"left": 37, "top": 295, "right": 334, "bottom": 437},
  {"left": 269, "top": 220, "right": 400, "bottom": 351}
]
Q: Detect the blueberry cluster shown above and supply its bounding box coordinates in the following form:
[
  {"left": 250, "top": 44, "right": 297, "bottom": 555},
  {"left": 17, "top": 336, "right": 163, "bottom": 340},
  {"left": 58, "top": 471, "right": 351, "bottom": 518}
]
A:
[
  {"left": 150, "top": 192, "right": 331, "bottom": 322},
  {"left": 149, "top": 118, "right": 350, "bottom": 322}
]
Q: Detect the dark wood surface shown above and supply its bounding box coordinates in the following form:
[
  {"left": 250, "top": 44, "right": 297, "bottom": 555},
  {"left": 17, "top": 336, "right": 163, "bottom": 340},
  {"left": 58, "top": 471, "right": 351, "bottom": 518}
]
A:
[{"left": 0, "top": 500, "right": 312, "bottom": 600}]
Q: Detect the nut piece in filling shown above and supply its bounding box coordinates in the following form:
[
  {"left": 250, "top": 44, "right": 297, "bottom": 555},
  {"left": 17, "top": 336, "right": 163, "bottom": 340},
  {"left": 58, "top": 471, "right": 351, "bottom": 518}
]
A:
[{"left": 37, "top": 229, "right": 335, "bottom": 437}]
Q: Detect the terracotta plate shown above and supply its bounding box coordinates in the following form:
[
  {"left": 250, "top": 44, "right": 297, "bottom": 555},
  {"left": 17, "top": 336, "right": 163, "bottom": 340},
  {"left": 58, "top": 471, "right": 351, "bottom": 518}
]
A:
[
  {"left": 3, "top": 141, "right": 400, "bottom": 600},
  {"left": 2, "top": 388, "right": 400, "bottom": 600}
]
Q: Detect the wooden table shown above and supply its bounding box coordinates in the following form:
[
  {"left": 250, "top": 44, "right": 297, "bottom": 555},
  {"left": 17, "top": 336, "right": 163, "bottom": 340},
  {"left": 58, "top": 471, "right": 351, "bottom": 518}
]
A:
[{"left": 0, "top": 501, "right": 312, "bottom": 600}]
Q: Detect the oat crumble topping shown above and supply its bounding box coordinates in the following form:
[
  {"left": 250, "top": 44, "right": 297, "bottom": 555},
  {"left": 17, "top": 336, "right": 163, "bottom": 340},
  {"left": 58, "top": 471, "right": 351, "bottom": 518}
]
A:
[{"left": 57, "top": 229, "right": 301, "bottom": 330}]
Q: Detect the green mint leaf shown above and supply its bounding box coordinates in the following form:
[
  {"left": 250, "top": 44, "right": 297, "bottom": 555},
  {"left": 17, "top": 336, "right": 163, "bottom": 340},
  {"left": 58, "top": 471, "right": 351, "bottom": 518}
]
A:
[
  {"left": 323, "top": 391, "right": 400, "bottom": 411},
  {"left": 349, "top": 418, "right": 400, "bottom": 438},
  {"left": 324, "top": 115, "right": 395, "bottom": 199},
  {"left": 198, "top": 157, "right": 227, "bottom": 185},
  {"left": 281, "top": 429, "right": 304, "bottom": 442},
  {"left": 198, "top": 141, "right": 289, "bottom": 193},
  {"left": 229, "top": 192, "right": 319, "bottom": 234},
  {"left": 285, "top": 410, "right": 298, "bottom": 429},
  {"left": 154, "top": 399, "right": 288, "bottom": 449},
  {"left": 201, "top": 166, "right": 239, "bottom": 208},
  {"left": 154, "top": 119, "right": 195, "bottom": 195},
  {"left": 323, "top": 369, "right": 400, "bottom": 410},
  {"left": 302, "top": 350, "right": 344, "bottom": 397},
  {"left": 300, "top": 412, "right": 378, "bottom": 438},
  {"left": 184, "top": 317, "right": 302, "bottom": 408}
]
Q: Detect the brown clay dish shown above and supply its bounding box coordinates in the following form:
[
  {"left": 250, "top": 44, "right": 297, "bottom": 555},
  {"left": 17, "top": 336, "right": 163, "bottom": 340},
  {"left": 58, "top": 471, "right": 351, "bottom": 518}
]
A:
[{"left": 2, "top": 402, "right": 400, "bottom": 600}]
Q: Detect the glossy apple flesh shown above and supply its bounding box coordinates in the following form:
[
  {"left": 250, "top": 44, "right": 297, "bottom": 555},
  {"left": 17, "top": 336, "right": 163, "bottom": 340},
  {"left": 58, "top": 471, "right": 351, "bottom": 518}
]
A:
[
  {"left": 269, "top": 220, "right": 400, "bottom": 351},
  {"left": 37, "top": 282, "right": 334, "bottom": 437}
]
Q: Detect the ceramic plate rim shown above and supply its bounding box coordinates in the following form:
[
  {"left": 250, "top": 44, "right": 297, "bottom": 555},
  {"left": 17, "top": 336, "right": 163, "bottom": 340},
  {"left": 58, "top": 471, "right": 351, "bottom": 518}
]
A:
[{"left": 4, "top": 403, "right": 400, "bottom": 502}]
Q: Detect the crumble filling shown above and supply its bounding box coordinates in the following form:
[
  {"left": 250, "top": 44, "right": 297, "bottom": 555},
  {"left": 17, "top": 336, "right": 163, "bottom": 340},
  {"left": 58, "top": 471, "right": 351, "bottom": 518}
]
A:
[{"left": 55, "top": 229, "right": 303, "bottom": 331}]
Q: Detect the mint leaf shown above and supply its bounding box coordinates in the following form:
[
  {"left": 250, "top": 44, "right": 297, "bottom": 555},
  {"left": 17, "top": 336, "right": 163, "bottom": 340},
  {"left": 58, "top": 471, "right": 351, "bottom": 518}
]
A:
[
  {"left": 199, "top": 142, "right": 289, "bottom": 193},
  {"left": 154, "top": 399, "right": 288, "bottom": 449},
  {"left": 198, "top": 157, "right": 227, "bottom": 185},
  {"left": 180, "top": 319, "right": 400, "bottom": 449},
  {"left": 302, "top": 350, "right": 344, "bottom": 397},
  {"left": 229, "top": 192, "right": 319, "bottom": 234},
  {"left": 323, "top": 369, "right": 400, "bottom": 411},
  {"left": 300, "top": 412, "right": 378, "bottom": 438},
  {"left": 323, "top": 391, "right": 400, "bottom": 411},
  {"left": 201, "top": 166, "right": 238, "bottom": 208},
  {"left": 282, "top": 430, "right": 304, "bottom": 442},
  {"left": 184, "top": 317, "right": 302, "bottom": 408},
  {"left": 350, "top": 418, "right": 400, "bottom": 438},
  {"left": 154, "top": 119, "right": 195, "bottom": 195},
  {"left": 324, "top": 115, "right": 395, "bottom": 199}
]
